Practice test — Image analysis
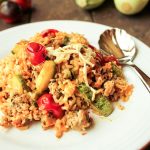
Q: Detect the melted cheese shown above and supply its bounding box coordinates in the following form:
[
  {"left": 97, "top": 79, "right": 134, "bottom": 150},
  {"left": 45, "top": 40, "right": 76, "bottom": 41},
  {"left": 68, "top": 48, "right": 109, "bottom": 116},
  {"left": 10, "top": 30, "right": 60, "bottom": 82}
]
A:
[{"left": 47, "top": 44, "right": 99, "bottom": 101}]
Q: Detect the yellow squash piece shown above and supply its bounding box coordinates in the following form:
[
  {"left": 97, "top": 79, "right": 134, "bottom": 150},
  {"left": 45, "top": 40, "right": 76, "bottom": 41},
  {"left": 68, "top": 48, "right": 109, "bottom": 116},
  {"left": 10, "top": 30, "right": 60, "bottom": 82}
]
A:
[
  {"left": 11, "top": 75, "right": 30, "bottom": 94},
  {"left": 11, "top": 40, "right": 28, "bottom": 57},
  {"left": 36, "top": 60, "right": 56, "bottom": 93}
]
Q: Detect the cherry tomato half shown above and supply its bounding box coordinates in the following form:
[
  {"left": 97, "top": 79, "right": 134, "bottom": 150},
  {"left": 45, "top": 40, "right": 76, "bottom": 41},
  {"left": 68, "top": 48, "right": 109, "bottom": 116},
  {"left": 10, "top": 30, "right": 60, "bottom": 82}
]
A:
[
  {"left": 37, "top": 93, "right": 64, "bottom": 119},
  {"left": 95, "top": 51, "right": 104, "bottom": 64},
  {"left": 103, "top": 55, "right": 120, "bottom": 65},
  {"left": 41, "top": 29, "right": 59, "bottom": 38},
  {"left": 26, "top": 42, "right": 47, "bottom": 65}
]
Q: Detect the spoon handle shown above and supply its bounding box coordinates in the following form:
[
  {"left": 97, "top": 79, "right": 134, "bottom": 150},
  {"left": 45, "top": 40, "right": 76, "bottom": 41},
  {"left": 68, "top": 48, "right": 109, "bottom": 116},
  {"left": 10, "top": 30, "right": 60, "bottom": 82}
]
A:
[{"left": 131, "top": 63, "right": 150, "bottom": 93}]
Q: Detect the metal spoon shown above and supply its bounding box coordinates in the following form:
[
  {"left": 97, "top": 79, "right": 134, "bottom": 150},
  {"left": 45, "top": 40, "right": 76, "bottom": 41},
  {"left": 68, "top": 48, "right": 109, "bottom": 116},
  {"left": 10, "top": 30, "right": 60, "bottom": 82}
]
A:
[{"left": 99, "top": 28, "right": 150, "bottom": 93}]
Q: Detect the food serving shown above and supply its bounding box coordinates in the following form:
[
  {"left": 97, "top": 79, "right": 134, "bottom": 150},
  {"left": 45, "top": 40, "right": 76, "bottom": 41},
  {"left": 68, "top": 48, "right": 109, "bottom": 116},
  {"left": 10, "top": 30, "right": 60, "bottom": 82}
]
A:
[{"left": 0, "top": 29, "right": 133, "bottom": 138}]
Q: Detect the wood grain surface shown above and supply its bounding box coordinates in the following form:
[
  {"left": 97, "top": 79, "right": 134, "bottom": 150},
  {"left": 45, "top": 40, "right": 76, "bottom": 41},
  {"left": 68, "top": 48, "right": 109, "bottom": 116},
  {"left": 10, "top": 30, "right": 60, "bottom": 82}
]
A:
[
  {"left": 0, "top": 0, "right": 150, "bottom": 47},
  {"left": 0, "top": 0, "right": 150, "bottom": 149}
]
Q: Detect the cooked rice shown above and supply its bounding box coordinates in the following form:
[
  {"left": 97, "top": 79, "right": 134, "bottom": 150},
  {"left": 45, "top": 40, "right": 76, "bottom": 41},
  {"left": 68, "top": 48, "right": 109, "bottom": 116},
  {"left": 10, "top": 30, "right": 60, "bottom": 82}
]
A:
[{"left": 0, "top": 30, "right": 133, "bottom": 137}]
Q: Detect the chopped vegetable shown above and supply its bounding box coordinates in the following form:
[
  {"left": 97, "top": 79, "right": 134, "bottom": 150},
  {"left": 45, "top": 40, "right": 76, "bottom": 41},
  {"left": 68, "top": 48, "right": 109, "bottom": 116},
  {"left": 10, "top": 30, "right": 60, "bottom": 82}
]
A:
[
  {"left": 95, "top": 52, "right": 119, "bottom": 66},
  {"left": 37, "top": 93, "right": 64, "bottom": 118},
  {"left": 41, "top": 29, "right": 59, "bottom": 38},
  {"left": 111, "top": 63, "right": 123, "bottom": 77},
  {"left": 26, "top": 42, "right": 47, "bottom": 65},
  {"left": 78, "top": 83, "right": 92, "bottom": 100},
  {"left": 61, "top": 36, "right": 70, "bottom": 47},
  {"left": 11, "top": 51, "right": 15, "bottom": 54},
  {"left": 11, "top": 75, "right": 30, "bottom": 94},
  {"left": 103, "top": 55, "right": 119, "bottom": 65},
  {"left": 93, "top": 95, "right": 113, "bottom": 117},
  {"left": 78, "top": 83, "right": 113, "bottom": 117},
  {"left": 63, "top": 69, "right": 71, "bottom": 79},
  {"left": 36, "top": 60, "right": 56, "bottom": 93},
  {"left": 12, "top": 40, "right": 28, "bottom": 56},
  {"left": 95, "top": 51, "right": 104, "bottom": 65}
]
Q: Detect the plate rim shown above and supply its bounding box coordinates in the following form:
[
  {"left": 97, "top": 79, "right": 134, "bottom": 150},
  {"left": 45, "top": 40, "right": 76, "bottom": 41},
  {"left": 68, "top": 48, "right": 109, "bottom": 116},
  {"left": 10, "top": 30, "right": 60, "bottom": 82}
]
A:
[{"left": 0, "top": 20, "right": 150, "bottom": 150}]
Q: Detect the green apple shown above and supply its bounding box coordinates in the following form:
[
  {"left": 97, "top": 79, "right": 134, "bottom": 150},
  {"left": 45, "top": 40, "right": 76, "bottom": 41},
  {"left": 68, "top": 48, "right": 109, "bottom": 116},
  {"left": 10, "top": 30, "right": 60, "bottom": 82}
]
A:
[
  {"left": 75, "top": 0, "right": 106, "bottom": 10},
  {"left": 114, "top": 0, "right": 149, "bottom": 15}
]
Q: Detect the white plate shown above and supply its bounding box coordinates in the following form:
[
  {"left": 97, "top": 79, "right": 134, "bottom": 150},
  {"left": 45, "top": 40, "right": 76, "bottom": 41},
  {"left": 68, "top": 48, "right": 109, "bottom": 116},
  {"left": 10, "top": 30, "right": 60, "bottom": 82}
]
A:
[{"left": 0, "top": 20, "right": 150, "bottom": 150}]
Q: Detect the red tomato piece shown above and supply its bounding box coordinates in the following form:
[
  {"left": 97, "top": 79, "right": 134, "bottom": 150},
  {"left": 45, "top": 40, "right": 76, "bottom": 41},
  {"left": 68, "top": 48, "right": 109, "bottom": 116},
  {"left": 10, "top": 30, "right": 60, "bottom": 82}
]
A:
[
  {"left": 26, "top": 42, "right": 47, "bottom": 65},
  {"left": 41, "top": 29, "right": 59, "bottom": 38},
  {"left": 103, "top": 55, "right": 120, "bottom": 65},
  {"left": 95, "top": 51, "right": 104, "bottom": 64},
  {"left": 37, "top": 93, "right": 64, "bottom": 119}
]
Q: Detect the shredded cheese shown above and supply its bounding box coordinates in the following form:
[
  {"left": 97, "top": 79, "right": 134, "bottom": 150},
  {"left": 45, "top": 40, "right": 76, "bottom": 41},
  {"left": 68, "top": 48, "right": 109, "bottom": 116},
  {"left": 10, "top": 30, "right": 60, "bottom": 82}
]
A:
[{"left": 47, "top": 44, "right": 99, "bottom": 101}]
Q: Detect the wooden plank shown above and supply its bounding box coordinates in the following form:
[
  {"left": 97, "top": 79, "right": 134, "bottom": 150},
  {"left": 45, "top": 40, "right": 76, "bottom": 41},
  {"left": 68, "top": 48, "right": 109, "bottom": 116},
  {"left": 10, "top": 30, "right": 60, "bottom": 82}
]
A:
[
  {"left": 92, "top": 1, "right": 150, "bottom": 47},
  {"left": 31, "top": 0, "right": 92, "bottom": 22}
]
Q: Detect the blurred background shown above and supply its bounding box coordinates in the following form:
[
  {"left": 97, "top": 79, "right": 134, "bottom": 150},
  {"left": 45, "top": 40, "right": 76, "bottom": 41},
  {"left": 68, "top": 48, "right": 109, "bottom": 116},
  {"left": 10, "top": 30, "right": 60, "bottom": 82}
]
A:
[
  {"left": 0, "top": 0, "right": 150, "bottom": 47},
  {"left": 0, "top": 0, "right": 150, "bottom": 149}
]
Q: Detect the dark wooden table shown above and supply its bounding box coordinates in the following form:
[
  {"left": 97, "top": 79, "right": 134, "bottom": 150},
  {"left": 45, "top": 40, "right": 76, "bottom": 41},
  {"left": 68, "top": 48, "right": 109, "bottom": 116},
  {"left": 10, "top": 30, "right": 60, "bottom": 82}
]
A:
[
  {"left": 0, "top": 0, "right": 150, "bottom": 47},
  {"left": 0, "top": 0, "right": 150, "bottom": 149}
]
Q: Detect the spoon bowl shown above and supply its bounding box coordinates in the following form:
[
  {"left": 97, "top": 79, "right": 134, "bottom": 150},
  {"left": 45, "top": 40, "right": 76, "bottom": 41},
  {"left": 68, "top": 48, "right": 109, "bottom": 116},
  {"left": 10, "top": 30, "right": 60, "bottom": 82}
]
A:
[{"left": 99, "top": 28, "right": 150, "bottom": 93}]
